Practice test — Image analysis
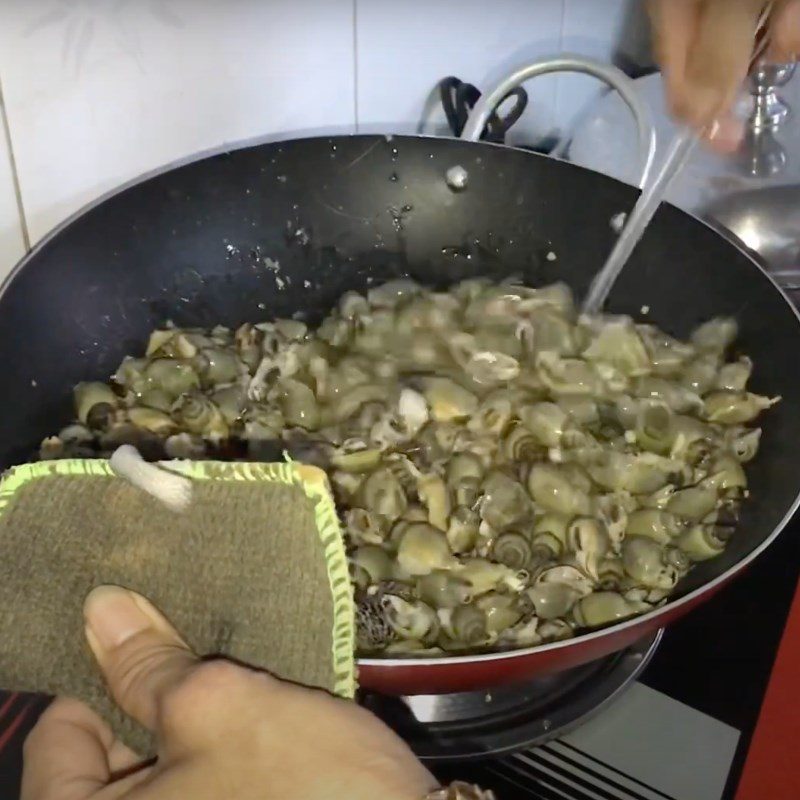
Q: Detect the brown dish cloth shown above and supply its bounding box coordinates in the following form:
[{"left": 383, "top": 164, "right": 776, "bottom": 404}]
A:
[{"left": 0, "top": 459, "right": 356, "bottom": 755}]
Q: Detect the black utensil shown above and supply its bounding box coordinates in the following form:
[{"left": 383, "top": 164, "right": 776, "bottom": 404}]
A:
[{"left": 438, "top": 75, "right": 527, "bottom": 143}]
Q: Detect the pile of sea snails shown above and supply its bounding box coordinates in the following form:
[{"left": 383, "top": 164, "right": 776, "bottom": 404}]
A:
[{"left": 40, "top": 278, "right": 778, "bottom": 657}]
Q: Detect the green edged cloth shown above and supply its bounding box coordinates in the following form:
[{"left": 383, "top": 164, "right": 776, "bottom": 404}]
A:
[{"left": 0, "top": 459, "right": 356, "bottom": 754}]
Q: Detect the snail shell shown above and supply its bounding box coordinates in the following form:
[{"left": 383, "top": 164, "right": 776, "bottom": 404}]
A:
[
  {"left": 382, "top": 596, "right": 440, "bottom": 644},
  {"left": 582, "top": 318, "right": 651, "bottom": 377},
  {"left": 491, "top": 532, "right": 533, "bottom": 570},
  {"left": 198, "top": 347, "right": 243, "bottom": 386},
  {"left": 446, "top": 452, "right": 485, "bottom": 487},
  {"left": 730, "top": 427, "right": 761, "bottom": 463},
  {"left": 622, "top": 536, "right": 681, "bottom": 590},
  {"left": 351, "top": 545, "right": 393, "bottom": 585},
  {"left": 701, "top": 454, "right": 747, "bottom": 493},
  {"left": 344, "top": 508, "right": 385, "bottom": 546},
  {"left": 359, "top": 468, "right": 408, "bottom": 525},
  {"left": 396, "top": 523, "right": 454, "bottom": 576},
  {"left": 480, "top": 471, "right": 533, "bottom": 531},
  {"left": 210, "top": 384, "right": 246, "bottom": 426},
  {"left": 704, "top": 391, "right": 779, "bottom": 425},
  {"left": 519, "top": 402, "right": 568, "bottom": 448},
  {"left": 173, "top": 392, "right": 228, "bottom": 440},
  {"left": 666, "top": 486, "right": 718, "bottom": 521},
  {"left": 538, "top": 618, "right": 575, "bottom": 642},
  {"left": 717, "top": 357, "right": 753, "bottom": 392},
  {"left": 498, "top": 615, "right": 541, "bottom": 648},
  {"left": 356, "top": 597, "right": 395, "bottom": 651},
  {"left": 447, "top": 603, "right": 488, "bottom": 646},
  {"left": 417, "top": 472, "right": 451, "bottom": 532},
  {"left": 127, "top": 406, "right": 177, "bottom": 436},
  {"left": 528, "top": 463, "right": 591, "bottom": 516},
  {"left": 678, "top": 524, "right": 727, "bottom": 561},
  {"left": 502, "top": 422, "right": 546, "bottom": 462},
  {"left": 467, "top": 393, "right": 514, "bottom": 436},
  {"left": 367, "top": 279, "right": 421, "bottom": 309},
  {"left": 691, "top": 317, "right": 737, "bottom": 354},
  {"left": 446, "top": 506, "right": 480, "bottom": 555},
  {"left": 529, "top": 564, "right": 593, "bottom": 616},
  {"left": 464, "top": 351, "right": 520, "bottom": 385},
  {"left": 596, "top": 557, "right": 626, "bottom": 590},
  {"left": 681, "top": 353, "right": 720, "bottom": 394},
  {"left": 138, "top": 388, "right": 173, "bottom": 413},
  {"left": 566, "top": 517, "right": 610, "bottom": 559},
  {"left": 272, "top": 378, "right": 318, "bottom": 430},
  {"left": 455, "top": 558, "right": 528, "bottom": 595},
  {"left": 416, "top": 571, "right": 473, "bottom": 609},
  {"left": 572, "top": 592, "right": 636, "bottom": 627},
  {"left": 626, "top": 508, "right": 683, "bottom": 544},
  {"left": 476, "top": 592, "right": 523, "bottom": 635},
  {"left": 532, "top": 513, "right": 570, "bottom": 558},
  {"left": 74, "top": 382, "right": 118, "bottom": 430},
  {"left": 143, "top": 358, "right": 200, "bottom": 398},
  {"left": 421, "top": 378, "right": 479, "bottom": 422}
]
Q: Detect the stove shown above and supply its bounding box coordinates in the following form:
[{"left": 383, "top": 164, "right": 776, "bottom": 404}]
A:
[{"left": 362, "top": 633, "right": 661, "bottom": 763}]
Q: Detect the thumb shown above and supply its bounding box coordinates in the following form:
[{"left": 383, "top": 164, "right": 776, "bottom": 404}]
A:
[
  {"left": 84, "top": 585, "right": 198, "bottom": 731},
  {"left": 684, "top": 0, "right": 765, "bottom": 129},
  {"left": 770, "top": 0, "right": 800, "bottom": 61}
]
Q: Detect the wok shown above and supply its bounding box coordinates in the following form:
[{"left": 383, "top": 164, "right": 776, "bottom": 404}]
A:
[{"left": 2, "top": 130, "right": 799, "bottom": 695}]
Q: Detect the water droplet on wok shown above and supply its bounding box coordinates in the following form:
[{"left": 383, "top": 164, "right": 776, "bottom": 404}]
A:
[
  {"left": 610, "top": 211, "right": 627, "bottom": 233},
  {"left": 389, "top": 172, "right": 399, "bottom": 182},
  {"left": 277, "top": 175, "right": 287, "bottom": 183},
  {"left": 446, "top": 165, "right": 469, "bottom": 191}
]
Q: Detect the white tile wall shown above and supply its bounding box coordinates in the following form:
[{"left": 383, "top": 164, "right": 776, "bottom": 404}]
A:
[
  {"left": 555, "top": 0, "right": 653, "bottom": 138},
  {"left": 557, "top": 0, "right": 629, "bottom": 134},
  {"left": 0, "top": 0, "right": 357, "bottom": 244},
  {"left": 0, "top": 0, "right": 646, "bottom": 252},
  {"left": 0, "top": 93, "right": 25, "bottom": 283},
  {"left": 355, "top": 0, "right": 566, "bottom": 146},
  {"left": 355, "top": 0, "right": 646, "bottom": 146}
]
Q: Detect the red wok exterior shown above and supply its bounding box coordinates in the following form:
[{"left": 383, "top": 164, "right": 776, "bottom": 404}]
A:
[{"left": 357, "top": 578, "right": 730, "bottom": 695}]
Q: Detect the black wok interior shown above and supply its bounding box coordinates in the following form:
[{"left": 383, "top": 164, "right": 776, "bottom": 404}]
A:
[{"left": 1, "top": 134, "right": 798, "bottom": 598}]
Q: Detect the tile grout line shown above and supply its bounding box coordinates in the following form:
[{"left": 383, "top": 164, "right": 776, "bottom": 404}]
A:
[
  {"left": 352, "top": 0, "right": 359, "bottom": 133},
  {"left": 0, "top": 71, "right": 30, "bottom": 252}
]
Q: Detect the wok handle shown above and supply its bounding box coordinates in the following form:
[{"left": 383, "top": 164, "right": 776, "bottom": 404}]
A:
[{"left": 460, "top": 55, "right": 656, "bottom": 189}]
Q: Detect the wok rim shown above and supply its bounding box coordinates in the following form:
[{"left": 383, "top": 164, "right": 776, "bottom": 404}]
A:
[{"left": 2, "top": 133, "right": 799, "bottom": 670}]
